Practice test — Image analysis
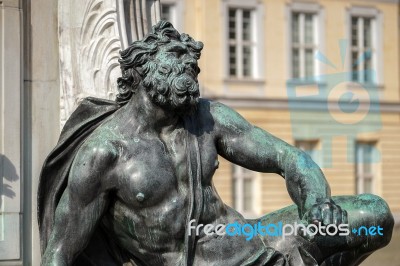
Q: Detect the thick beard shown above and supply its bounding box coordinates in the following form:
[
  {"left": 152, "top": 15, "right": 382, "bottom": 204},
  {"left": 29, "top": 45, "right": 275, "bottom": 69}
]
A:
[{"left": 142, "top": 63, "right": 200, "bottom": 116}]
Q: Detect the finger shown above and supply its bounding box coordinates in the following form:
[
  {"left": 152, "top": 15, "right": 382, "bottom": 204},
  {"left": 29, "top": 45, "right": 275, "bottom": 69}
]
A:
[
  {"left": 342, "top": 209, "right": 348, "bottom": 224},
  {"left": 309, "top": 205, "right": 322, "bottom": 224},
  {"left": 332, "top": 206, "right": 341, "bottom": 225},
  {"left": 322, "top": 204, "right": 333, "bottom": 225}
]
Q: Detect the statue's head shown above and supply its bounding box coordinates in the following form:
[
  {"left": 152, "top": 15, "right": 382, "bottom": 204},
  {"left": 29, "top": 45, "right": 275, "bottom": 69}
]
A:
[{"left": 116, "top": 20, "right": 204, "bottom": 113}]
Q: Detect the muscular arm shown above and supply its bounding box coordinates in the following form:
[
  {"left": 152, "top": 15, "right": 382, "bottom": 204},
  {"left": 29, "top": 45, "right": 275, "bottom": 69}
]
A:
[
  {"left": 209, "top": 101, "right": 330, "bottom": 217},
  {"left": 41, "top": 142, "right": 117, "bottom": 266}
]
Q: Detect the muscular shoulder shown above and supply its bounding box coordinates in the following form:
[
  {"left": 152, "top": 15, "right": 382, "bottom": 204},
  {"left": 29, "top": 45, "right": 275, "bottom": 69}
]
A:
[
  {"left": 77, "top": 139, "right": 119, "bottom": 168},
  {"left": 69, "top": 135, "right": 119, "bottom": 189},
  {"left": 197, "top": 98, "right": 252, "bottom": 137}
]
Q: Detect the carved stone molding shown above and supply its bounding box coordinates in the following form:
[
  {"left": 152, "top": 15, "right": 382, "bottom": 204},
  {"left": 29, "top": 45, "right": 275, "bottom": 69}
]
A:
[{"left": 58, "top": 0, "right": 160, "bottom": 127}]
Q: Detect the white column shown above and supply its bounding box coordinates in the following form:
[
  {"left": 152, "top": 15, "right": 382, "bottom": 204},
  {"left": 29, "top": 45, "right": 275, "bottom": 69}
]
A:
[
  {"left": 23, "top": 0, "right": 61, "bottom": 265},
  {"left": 0, "top": 0, "right": 22, "bottom": 263}
]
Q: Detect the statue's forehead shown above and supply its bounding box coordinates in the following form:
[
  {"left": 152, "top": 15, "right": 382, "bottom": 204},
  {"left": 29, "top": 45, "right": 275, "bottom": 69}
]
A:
[
  {"left": 159, "top": 39, "right": 187, "bottom": 51},
  {"left": 154, "top": 41, "right": 192, "bottom": 59}
]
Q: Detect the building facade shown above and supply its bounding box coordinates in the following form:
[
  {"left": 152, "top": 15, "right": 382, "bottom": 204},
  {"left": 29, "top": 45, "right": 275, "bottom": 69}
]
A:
[
  {"left": 0, "top": 0, "right": 399, "bottom": 265},
  {"left": 183, "top": 0, "right": 400, "bottom": 219}
]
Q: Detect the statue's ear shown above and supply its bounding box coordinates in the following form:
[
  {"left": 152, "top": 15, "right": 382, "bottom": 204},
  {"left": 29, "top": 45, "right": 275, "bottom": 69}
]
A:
[
  {"left": 127, "top": 67, "right": 144, "bottom": 85},
  {"left": 131, "top": 68, "right": 143, "bottom": 88},
  {"left": 116, "top": 68, "right": 143, "bottom": 104}
]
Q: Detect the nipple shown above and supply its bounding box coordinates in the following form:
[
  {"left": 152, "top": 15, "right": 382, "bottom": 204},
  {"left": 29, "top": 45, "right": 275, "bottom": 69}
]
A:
[{"left": 136, "top": 192, "right": 145, "bottom": 202}]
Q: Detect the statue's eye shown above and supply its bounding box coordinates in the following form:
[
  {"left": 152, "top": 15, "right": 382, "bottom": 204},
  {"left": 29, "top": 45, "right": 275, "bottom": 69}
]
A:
[
  {"left": 168, "top": 51, "right": 181, "bottom": 58},
  {"left": 167, "top": 46, "right": 186, "bottom": 58}
]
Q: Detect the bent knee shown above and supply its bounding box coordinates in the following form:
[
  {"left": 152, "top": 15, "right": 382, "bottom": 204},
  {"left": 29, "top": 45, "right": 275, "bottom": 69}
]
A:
[
  {"left": 354, "top": 194, "right": 394, "bottom": 248},
  {"left": 356, "top": 194, "right": 393, "bottom": 223}
]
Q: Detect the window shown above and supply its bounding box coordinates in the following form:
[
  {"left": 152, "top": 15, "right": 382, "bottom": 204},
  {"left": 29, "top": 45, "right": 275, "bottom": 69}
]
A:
[
  {"left": 223, "top": 0, "right": 264, "bottom": 83},
  {"left": 160, "top": 1, "right": 182, "bottom": 32},
  {"left": 350, "top": 16, "right": 375, "bottom": 83},
  {"left": 348, "top": 7, "right": 382, "bottom": 85},
  {"left": 291, "top": 12, "right": 318, "bottom": 80},
  {"left": 232, "top": 165, "right": 256, "bottom": 215},
  {"left": 356, "top": 142, "right": 376, "bottom": 194},
  {"left": 161, "top": 4, "right": 173, "bottom": 22},
  {"left": 295, "top": 140, "right": 319, "bottom": 164},
  {"left": 228, "top": 8, "right": 256, "bottom": 79}
]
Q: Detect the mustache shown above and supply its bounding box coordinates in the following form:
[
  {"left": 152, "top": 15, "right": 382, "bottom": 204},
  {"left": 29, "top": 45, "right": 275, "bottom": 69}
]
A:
[
  {"left": 144, "top": 67, "right": 200, "bottom": 98},
  {"left": 170, "top": 73, "right": 199, "bottom": 98}
]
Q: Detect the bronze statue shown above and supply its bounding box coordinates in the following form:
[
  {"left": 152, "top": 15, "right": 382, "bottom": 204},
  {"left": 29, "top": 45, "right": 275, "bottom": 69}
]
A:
[{"left": 38, "top": 21, "right": 394, "bottom": 266}]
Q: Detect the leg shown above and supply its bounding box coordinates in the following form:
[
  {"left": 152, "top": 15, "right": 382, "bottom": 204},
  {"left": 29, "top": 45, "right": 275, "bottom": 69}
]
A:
[
  {"left": 319, "top": 194, "right": 394, "bottom": 265},
  {"left": 254, "top": 194, "right": 394, "bottom": 266}
]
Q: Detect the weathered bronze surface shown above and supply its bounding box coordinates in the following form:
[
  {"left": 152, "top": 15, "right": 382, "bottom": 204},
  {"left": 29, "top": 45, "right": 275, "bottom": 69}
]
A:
[{"left": 38, "top": 21, "right": 394, "bottom": 266}]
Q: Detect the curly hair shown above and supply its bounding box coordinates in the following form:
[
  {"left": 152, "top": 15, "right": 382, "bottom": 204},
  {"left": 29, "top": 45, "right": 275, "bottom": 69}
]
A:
[{"left": 116, "top": 20, "right": 204, "bottom": 105}]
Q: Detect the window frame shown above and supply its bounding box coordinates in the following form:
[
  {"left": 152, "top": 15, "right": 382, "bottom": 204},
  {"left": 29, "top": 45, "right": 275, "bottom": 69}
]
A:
[
  {"left": 291, "top": 12, "right": 317, "bottom": 79},
  {"left": 347, "top": 7, "right": 383, "bottom": 86},
  {"left": 160, "top": 0, "right": 184, "bottom": 32},
  {"left": 232, "top": 164, "right": 257, "bottom": 217},
  {"left": 286, "top": 2, "right": 324, "bottom": 83},
  {"left": 222, "top": 0, "right": 264, "bottom": 81},
  {"left": 227, "top": 8, "right": 255, "bottom": 79},
  {"left": 355, "top": 141, "right": 377, "bottom": 194}
]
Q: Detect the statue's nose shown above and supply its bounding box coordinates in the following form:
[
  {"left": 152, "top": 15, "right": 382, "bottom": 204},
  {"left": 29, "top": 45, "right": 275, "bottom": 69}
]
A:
[
  {"left": 184, "top": 57, "right": 198, "bottom": 70},
  {"left": 182, "top": 54, "right": 197, "bottom": 64}
]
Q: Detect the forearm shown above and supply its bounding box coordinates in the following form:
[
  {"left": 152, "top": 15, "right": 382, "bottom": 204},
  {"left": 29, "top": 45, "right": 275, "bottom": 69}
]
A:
[
  {"left": 280, "top": 147, "right": 331, "bottom": 216},
  {"left": 40, "top": 189, "right": 106, "bottom": 265},
  {"left": 41, "top": 245, "right": 69, "bottom": 266},
  {"left": 41, "top": 218, "right": 83, "bottom": 266}
]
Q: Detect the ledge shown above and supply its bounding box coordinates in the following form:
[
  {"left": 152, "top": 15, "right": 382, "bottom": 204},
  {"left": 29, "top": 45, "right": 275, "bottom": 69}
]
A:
[
  {"left": 205, "top": 96, "right": 400, "bottom": 113},
  {"left": 223, "top": 78, "right": 266, "bottom": 86}
]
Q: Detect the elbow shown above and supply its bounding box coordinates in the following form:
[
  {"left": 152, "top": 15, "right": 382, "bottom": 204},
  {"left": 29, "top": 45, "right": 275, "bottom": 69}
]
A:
[
  {"left": 296, "top": 149, "right": 330, "bottom": 190},
  {"left": 293, "top": 148, "right": 319, "bottom": 170},
  {"left": 280, "top": 146, "right": 322, "bottom": 178}
]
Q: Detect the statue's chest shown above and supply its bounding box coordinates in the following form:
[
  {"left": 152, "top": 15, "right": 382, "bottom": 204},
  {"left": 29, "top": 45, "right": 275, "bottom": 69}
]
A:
[
  {"left": 115, "top": 139, "right": 184, "bottom": 206},
  {"left": 114, "top": 134, "right": 218, "bottom": 207}
]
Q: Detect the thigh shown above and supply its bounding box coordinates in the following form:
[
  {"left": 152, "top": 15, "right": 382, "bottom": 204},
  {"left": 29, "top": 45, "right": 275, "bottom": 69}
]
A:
[
  {"left": 329, "top": 194, "right": 393, "bottom": 251},
  {"left": 252, "top": 204, "right": 323, "bottom": 265},
  {"left": 253, "top": 194, "right": 393, "bottom": 264}
]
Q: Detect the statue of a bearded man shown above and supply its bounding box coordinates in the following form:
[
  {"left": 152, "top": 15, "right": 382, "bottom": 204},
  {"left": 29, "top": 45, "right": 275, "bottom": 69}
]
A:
[{"left": 38, "top": 21, "right": 394, "bottom": 266}]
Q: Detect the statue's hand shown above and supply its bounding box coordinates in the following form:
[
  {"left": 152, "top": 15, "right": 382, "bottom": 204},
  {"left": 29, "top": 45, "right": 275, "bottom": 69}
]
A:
[{"left": 303, "top": 198, "right": 348, "bottom": 226}]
